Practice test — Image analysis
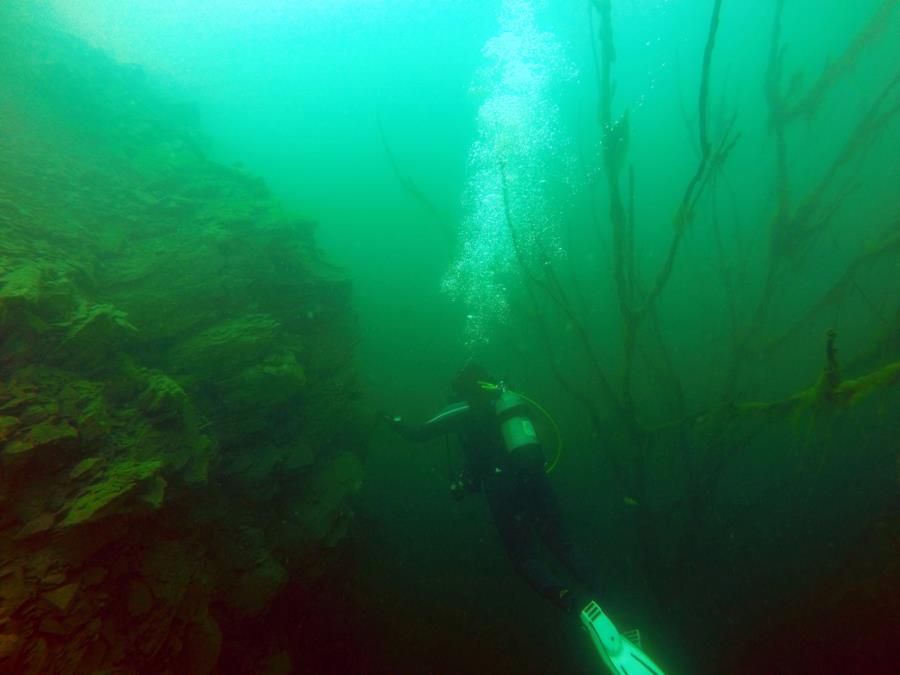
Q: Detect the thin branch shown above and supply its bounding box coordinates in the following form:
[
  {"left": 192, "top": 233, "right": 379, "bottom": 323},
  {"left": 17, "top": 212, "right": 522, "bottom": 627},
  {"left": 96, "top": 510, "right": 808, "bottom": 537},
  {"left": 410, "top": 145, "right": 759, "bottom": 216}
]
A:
[
  {"left": 638, "top": 0, "right": 727, "bottom": 314},
  {"left": 498, "top": 162, "right": 627, "bottom": 483},
  {"left": 762, "top": 224, "right": 900, "bottom": 355},
  {"left": 786, "top": 0, "right": 897, "bottom": 121},
  {"left": 376, "top": 113, "right": 453, "bottom": 242}
]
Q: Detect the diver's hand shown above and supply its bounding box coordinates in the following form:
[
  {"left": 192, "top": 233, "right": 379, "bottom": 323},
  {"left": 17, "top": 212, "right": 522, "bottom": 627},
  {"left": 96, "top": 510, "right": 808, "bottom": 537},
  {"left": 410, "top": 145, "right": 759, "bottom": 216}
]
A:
[{"left": 376, "top": 411, "right": 403, "bottom": 430}]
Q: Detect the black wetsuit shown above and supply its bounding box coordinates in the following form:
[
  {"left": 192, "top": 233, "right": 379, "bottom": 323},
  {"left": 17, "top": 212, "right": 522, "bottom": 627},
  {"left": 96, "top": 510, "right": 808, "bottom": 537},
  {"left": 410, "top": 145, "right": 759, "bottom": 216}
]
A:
[{"left": 394, "top": 396, "right": 603, "bottom": 612}]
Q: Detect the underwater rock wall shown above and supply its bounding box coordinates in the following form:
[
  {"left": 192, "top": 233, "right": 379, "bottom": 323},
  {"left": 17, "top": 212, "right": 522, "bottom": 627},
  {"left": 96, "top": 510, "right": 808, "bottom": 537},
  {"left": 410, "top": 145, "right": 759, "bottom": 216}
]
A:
[{"left": 0, "top": 6, "right": 363, "bottom": 673}]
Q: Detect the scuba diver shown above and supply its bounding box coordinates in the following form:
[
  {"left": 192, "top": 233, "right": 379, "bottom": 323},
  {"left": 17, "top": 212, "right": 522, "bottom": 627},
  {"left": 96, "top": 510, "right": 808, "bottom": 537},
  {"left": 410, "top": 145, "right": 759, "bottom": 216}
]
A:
[{"left": 383, "top": 362, "right": 666, "bottom": 675}]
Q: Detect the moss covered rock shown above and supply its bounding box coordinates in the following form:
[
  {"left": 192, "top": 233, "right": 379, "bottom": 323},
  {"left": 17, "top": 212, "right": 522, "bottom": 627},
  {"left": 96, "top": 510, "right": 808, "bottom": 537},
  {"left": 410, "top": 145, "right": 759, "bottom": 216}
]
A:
[
  {"left": 0, "top": 3, "right": 364, "bottom": 673},
  {"left": 0, "top": 0, "right": 362, "bottom": 673},
  {"left": 2, "top": 418, "right": 77, "bottom": 457},
  {"left": 58, "top": 459, "right": 164, "bottom": 528}
]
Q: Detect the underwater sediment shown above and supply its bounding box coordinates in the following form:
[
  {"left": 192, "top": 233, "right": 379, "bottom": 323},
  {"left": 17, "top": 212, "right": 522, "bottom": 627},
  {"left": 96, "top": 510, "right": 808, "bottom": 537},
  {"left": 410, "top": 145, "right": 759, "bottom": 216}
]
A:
[{"left": 0, "top": 5, "right": 364, "bottom": 672}]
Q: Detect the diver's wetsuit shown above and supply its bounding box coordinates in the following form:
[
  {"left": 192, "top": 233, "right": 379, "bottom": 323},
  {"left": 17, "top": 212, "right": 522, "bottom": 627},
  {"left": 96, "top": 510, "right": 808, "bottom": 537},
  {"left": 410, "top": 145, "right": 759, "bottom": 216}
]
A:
[{"left": 394, "top": 397, "right": 603, "bottom": 612}]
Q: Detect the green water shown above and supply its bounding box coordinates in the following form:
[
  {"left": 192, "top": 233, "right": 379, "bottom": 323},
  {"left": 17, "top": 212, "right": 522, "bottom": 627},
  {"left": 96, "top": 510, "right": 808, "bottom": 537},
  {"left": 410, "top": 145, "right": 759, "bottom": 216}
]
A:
[{"left": 5, "top": 0, "right": 900, "bottom": 673}]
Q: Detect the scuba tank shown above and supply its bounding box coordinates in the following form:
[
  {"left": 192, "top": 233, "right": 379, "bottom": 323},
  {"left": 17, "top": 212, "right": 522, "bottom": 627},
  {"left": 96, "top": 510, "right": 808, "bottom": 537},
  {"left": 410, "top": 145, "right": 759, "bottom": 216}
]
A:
[
  {"left": 482, "top": 380, "right": 562, "bottom": 473},
  {"left": 494, "top": 387, "right": 541, "bottom": 453},
  {"left": 442, "top": 381, "right": 561, "bottom": 489}
]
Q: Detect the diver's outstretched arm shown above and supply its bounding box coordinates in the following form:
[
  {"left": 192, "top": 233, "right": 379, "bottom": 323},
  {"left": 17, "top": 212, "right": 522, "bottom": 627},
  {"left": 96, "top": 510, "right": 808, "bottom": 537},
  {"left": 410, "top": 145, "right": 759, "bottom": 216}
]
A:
[{"left": 384, "top": 400, "right": 471, "bottom": 442}]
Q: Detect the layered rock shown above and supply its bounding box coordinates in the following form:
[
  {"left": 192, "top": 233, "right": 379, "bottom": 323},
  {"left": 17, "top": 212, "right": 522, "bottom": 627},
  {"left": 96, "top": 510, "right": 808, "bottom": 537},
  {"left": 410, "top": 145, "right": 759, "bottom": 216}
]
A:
[{"left": 0, "top": 4, "right": 363, "bottom": 672}]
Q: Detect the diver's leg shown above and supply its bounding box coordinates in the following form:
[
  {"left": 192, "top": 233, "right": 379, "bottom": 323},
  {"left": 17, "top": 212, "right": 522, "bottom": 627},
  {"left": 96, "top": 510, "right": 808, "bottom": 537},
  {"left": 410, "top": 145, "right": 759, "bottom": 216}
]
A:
[
  {"left": 482, "top": 470, "right": 572, "bottom": 610},
  {"left": 529, "top": 471, "right": 604, "bottom": 600}
]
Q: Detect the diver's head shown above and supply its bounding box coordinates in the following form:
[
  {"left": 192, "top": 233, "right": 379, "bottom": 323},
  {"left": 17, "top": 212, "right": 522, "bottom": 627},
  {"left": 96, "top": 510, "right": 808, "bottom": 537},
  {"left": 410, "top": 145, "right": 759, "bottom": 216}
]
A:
[{"left": 451, "top": 361, "right": 495, "bottom": 402}]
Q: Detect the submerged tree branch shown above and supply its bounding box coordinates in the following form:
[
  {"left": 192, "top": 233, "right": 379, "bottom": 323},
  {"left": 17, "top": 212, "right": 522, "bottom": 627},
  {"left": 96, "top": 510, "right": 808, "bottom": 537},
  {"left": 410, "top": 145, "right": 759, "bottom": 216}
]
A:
[
  {"left": 729, "top": 1, "right": 900, "bottom": 395},
  {"left": 762, "top": 224, "right": 900, "bottom": 355},
  {"left": 638, "top": 0, "right": 728, "bottom": 315},
  {"left": 376, "top": 113, "right": 453, "bottom": 242},
  {"left": 786, "top": 0, "right": 897, "bottom": 121},
  {"left": 499, "top": 162, "right": 628, "bottom": 485}
]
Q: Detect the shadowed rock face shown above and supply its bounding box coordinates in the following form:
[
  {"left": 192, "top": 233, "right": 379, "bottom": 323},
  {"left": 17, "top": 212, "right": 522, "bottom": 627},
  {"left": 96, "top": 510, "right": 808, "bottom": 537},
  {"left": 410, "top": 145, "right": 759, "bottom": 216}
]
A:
[{"left": 0, "top": 4, "right": 364, "bottom": 672}]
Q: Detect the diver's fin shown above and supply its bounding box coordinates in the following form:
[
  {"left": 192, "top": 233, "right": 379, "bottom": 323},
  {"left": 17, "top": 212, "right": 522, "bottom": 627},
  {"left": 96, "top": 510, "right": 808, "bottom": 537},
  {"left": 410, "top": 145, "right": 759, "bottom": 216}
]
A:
[
  {"left": 622, "top": 627, "right": 642, "bottom": 649},
  {"left": 580, "top": 601, "right": 666, "bottom": 675}
]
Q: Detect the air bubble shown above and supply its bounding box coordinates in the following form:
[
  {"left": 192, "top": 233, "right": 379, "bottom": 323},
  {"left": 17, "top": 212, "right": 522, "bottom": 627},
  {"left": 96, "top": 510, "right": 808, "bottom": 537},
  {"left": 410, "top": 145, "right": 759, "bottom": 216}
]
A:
[{"left": 442, "top": 0, "right": 572, "bottom": 345}]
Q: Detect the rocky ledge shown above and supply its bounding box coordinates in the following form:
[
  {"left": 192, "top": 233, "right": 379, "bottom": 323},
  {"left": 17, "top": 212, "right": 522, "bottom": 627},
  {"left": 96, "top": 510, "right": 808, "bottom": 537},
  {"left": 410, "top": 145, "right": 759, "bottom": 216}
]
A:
[{"left": 0, "top": 4, "right": 364, "bottom": 673}]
